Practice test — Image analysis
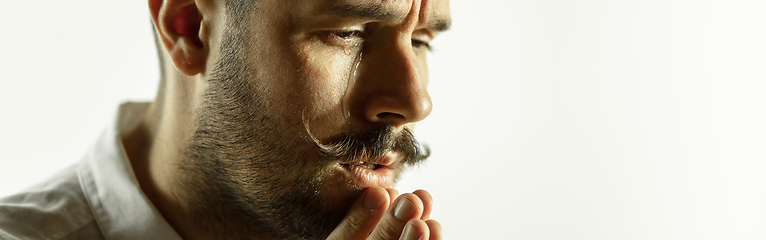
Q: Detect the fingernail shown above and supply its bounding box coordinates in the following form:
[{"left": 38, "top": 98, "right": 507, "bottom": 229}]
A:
[
  {"left": 401, "top": 222, "right": 420, "bottom": 240},
  {"left": 394, "top": 197, "right": 414, "bottom": 220},
  {"left": 363, "top": 187, "right": 385, "bottom": 209}
]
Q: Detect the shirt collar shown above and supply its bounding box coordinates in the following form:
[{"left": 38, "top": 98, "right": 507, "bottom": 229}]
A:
[{"left": 78, "top": 102, "right": 182, "bottom": 240}]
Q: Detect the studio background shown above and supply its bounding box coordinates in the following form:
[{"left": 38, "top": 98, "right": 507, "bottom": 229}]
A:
[{"left": 2, "top": 0, "right": 765, "bottom": 239}]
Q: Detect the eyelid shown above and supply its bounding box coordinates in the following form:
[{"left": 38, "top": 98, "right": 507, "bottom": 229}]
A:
[
  {"left": 317, "top": 29, "right": 365, "bottom": 49},
  {"left": 411, "top": 31, "right": 434, "bottom": 51},
  {"left": 412, "top": 30, "right": 433, "bottom": 41},
  {"left": 413, "top": 28, "right": 436, "bottom": 41}
]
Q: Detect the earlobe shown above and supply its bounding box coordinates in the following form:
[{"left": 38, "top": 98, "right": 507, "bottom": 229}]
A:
[{"left": 149, "top": 0, "right": 207, "bottom": 76}]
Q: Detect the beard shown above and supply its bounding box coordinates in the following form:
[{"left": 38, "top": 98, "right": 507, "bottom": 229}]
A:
[{"left": 175, "top": 5, "right": 429, "bottom": 240}]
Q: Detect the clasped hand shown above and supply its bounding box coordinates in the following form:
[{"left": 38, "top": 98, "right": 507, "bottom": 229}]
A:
[{"left": 327, "top": 187, "right": 442, "bottom": 240}]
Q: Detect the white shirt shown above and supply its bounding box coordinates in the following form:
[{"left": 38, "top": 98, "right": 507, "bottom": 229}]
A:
[{"left": 0, "top": 103, "right": 183, "bottom": 240}]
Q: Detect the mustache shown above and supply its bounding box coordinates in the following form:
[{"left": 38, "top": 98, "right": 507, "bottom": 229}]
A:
[{"left": 303, "top": 120, "right": 430, "bottom": 166}]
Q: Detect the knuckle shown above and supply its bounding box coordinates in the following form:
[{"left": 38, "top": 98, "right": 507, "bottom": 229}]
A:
[
  {"left": 372, "top": 222, "right": 404, "bottom": 240},
  {"left": 343, "top": 214, "right": 366, "bottom": 234},
  {"left": 337, "top": 226, "right": 357, "bottom": 239}
]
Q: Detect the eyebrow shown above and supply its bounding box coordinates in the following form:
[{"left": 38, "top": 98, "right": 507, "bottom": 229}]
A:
[{"left": 426, "top": 18, "right": 451, "bottom": 32}]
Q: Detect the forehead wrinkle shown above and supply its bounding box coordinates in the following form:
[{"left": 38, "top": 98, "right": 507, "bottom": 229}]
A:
[{"left": 323, "top": 0, "right": 408, "bottom": 22}]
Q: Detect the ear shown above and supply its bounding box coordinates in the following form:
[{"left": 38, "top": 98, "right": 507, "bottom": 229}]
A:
[{"left": 149, "top": 0, "right": 207, "bottom": 76}]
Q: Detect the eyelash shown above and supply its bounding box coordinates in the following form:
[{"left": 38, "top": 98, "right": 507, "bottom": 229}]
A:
[
  {"left": 411, "top": 39, "right": 432, "bottom": 51},
  {"left": 330, "top": 30, "right": 433, "bottom": 52},
  {"left": 332, "top": 30, "right": 365, "bottom": 39}
]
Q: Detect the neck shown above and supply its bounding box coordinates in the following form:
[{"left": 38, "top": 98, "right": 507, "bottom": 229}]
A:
[{"left": 122, "top": 72, "right": 218, "bottom": 239}]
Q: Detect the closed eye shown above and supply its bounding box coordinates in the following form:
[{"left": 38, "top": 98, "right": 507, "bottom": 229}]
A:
[
  {"left": 412, "top": 39, "right": 432, "bottom": 52},
  {"left": 333, "top": 30, "right": 365, "bottom": 39},
  {"left": 320, "top": 30, "right": 366, "bottom": 49}
]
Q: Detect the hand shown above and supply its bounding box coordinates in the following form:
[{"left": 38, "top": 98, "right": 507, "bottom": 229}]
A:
[{"left": 327, "top": 187, "right": 442, "bottom": 240}]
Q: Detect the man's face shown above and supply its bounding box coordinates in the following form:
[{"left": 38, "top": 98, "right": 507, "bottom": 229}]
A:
[{"left": 182, "top": 0, "right": 450, "bottom": 238}]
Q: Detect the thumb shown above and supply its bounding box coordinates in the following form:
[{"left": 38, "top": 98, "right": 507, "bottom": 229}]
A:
[{"left": 327, "top": 187, "right": 395, "bottom": 240}]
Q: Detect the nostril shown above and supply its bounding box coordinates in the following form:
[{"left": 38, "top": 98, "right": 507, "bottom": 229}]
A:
[{"left": 375, "top": 112, "right": 406, "bottom": 123}]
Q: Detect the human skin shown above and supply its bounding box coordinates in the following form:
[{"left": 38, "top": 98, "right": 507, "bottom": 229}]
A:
[{"left": 121, "top": 0, "right": 450, "bottom": 239}]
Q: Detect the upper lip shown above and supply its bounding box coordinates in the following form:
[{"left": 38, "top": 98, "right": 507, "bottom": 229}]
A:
[
  {"left": 341, "top": 151, "right": 401, "bottom": 168},
  {"left": 375, "top": 152, "right": 399, "bottom": 167}
]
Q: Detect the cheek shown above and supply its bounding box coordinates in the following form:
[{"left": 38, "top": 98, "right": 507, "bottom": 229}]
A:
[{"left": 297, "top": 44, "right": 355, "bottom": 115}]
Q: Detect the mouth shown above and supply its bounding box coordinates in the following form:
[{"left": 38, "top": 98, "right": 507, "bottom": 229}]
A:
[{"left": 336, "top": 152, "right": 399, "bottom": 189}]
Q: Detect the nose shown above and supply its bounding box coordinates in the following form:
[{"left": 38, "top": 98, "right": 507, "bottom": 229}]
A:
[{"left": 344, "top": 36, "right": 433, "bottom": 128}]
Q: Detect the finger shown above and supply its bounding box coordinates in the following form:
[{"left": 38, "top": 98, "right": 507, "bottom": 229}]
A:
[
  {"left": 425, "top": 219, "right": 442, "bottom": 240},
  {"left": 400, "top": 219, "right": 429, "bottom": 240},
  {"left": 386, "top": 188, "right": 399, "bottom": 204},
  {"left": 368, "top": 193, "right": 424, "bottom": 240},
  {"left": 412, "top": 189, "right": 433, "bottom": 220},
  {"left": 327, "top": 186, "right": 391, "bottom": 240}
]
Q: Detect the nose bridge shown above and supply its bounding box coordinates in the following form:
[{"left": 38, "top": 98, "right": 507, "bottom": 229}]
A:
[{"left": 346, "top": 33, "right": 432, "bottom": 128}]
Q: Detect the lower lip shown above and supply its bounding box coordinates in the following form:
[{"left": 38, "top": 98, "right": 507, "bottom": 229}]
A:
[{"left": 336, "top": 163, "right": 395, "bottom": 188}]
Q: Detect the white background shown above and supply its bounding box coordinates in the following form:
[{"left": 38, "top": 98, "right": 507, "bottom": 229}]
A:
[{"left": 2, "top": 0, "right": 765, "bottom": 239}]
